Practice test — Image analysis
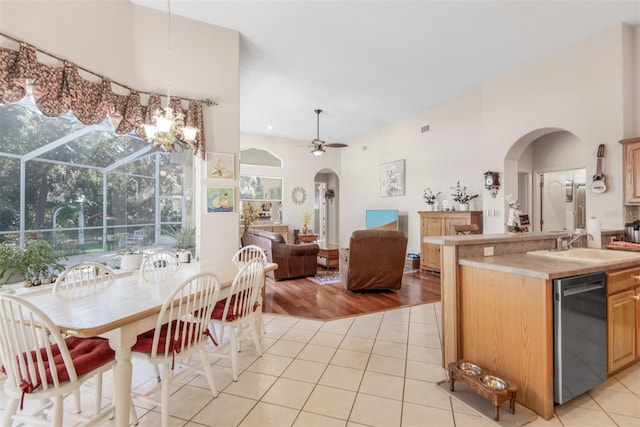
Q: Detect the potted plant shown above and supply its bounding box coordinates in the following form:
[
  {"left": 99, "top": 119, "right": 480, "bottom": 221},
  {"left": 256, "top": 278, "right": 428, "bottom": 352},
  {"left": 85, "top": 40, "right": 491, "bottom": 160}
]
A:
[
  {"left": 423, "top": 188, "right": 441, "bottom": 211},
  {"left": 451, "top": 181, "right": 478, "bottom": 211},
  {"left": 168, "top": 225, "right": 196, "bottom": 263},
  {"left": 0, "top": 240, "right": 66, "bottom": 287},
  {"left": 0, "top": 241, "right": 21, "bottom": 285},
  {"left": 119, "top": 246, "right": 143, "bottom": 271}
]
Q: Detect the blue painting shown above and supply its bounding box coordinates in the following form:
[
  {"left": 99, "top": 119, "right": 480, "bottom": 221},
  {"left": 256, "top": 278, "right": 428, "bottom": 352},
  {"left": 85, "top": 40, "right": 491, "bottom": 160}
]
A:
[
  {"left": 207, "top": 187, "right": 234, "bottom": 213},
  {"left": 366, "top": 209, "right": 399, "bottom": 231}
]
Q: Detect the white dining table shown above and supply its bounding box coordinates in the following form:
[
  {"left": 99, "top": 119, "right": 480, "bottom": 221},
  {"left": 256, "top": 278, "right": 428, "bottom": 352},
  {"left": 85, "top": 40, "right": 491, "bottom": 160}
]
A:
[{"left": 19, "top": 260, "right": 277, "bottom": 426}]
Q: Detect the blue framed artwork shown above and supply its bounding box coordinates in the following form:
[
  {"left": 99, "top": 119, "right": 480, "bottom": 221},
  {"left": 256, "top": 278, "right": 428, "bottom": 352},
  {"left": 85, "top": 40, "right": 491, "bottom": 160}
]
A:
[{"left": 207, "top": 187, "right": 234, "bottom": 213}]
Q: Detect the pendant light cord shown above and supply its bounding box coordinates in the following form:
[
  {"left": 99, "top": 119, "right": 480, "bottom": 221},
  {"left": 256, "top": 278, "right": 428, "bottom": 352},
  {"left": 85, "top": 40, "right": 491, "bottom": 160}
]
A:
[{"left": 166, "top": 0, "right": 172, "bottom": 105}]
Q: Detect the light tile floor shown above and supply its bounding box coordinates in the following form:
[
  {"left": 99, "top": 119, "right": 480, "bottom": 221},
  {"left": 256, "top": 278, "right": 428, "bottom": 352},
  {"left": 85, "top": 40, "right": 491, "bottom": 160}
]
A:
[{"left": 1, "top": 301, "right": 639, "bottom": 426}]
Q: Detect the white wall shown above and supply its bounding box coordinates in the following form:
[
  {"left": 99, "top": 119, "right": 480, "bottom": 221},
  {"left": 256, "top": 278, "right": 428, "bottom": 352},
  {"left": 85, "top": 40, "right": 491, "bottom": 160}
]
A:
[
  {"left": 340, "top": 24, "right": 634, "bottom": 253},
  {"left": 1, "top": 0, "right": 241, "bottom": 263}
]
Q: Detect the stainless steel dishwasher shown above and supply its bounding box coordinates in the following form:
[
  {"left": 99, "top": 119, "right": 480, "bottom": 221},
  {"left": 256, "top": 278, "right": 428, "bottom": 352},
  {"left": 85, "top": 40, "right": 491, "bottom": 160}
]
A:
[{"left": 553, "top": 271, "right": 607, "bottom": 405}]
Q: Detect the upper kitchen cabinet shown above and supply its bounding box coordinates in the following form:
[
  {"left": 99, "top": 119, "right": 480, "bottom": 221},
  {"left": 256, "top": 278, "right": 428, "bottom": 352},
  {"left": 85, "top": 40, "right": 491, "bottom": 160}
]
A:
[{"left": 620, "top": 137, "right": 640, "bottom": 204}]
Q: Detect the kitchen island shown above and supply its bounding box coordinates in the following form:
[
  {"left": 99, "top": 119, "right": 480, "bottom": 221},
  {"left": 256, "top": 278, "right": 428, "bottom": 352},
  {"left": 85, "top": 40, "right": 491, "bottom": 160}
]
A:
[{"left": 424, "top": 231, "right": 634, "bottom": 419}]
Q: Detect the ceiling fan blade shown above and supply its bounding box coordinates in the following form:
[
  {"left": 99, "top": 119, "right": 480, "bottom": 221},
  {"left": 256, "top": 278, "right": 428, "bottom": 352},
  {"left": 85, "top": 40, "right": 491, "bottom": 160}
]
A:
[{"left": 325, "top": 143, "right": 348, "bottom": 148}]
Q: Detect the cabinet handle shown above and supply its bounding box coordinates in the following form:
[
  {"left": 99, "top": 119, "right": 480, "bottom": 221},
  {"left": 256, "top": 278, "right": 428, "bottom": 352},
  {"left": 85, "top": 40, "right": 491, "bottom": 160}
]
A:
[
  {"left": 634, "top": 294, "right": 640, "bottom": 301},
  {"left": 633, "top": 275, "right": 640, "bottom": 281}
]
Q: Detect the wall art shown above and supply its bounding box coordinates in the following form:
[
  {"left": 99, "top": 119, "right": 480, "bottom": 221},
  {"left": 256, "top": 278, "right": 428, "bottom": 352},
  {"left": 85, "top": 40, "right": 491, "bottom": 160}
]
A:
[
  {"left": 207, "top": 187, "right": 234, "bottom": 213},
  {"left": 207, "top": 152, "right": 234, "bottom": 179},
  {"left": 380, "top": 159, "right": 405, "bottom": 197}
]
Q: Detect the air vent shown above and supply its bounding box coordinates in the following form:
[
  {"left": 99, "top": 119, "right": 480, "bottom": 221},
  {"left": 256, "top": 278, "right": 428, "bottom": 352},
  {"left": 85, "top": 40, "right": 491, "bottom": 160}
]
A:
[
  {"left": 362, "top": 145, "right": 368, "bottom": 151},
  {"left": 421, "top": 125, "right": 430, "bottom": 133}
]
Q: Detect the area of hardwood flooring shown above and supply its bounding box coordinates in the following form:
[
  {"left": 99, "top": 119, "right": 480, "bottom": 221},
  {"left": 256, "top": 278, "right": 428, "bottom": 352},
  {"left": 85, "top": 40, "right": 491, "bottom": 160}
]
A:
[{"left": 263, "top": 269, "right": 441, "bottom": 320}]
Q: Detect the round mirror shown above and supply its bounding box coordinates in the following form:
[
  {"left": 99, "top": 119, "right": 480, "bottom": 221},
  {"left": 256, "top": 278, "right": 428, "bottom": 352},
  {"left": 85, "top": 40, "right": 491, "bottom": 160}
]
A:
[{"left": 291, "top": 186, "right": 306, "bottom": 205}]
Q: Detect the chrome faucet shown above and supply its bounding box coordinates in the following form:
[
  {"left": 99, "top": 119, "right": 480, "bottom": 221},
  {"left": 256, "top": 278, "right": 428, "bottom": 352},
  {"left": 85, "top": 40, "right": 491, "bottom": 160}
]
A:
[{"left": 565, "top": 230, "right": 594, "bottom": 249}]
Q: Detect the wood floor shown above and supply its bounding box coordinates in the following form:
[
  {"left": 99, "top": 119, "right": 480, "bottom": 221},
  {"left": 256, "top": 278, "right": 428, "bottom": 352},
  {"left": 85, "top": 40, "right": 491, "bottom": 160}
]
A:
[{"left": 263, "top": 269, "right": 441, "bottom": 320}]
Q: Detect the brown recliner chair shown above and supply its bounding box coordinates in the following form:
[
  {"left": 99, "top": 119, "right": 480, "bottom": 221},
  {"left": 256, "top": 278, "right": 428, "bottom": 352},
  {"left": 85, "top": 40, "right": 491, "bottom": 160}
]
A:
[
  {"left": 241, "top": 229, "right": 318, "bottom": 281},
  {"left": 339, "top": 229, "right": 408, "bottom": 291}
]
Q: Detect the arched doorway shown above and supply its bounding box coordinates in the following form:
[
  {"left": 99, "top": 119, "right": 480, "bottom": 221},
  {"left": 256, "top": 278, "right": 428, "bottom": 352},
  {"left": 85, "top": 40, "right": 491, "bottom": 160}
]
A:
[
  {"left": 314, "top": 170, "right": 339, "bottom": 244},
  {"left": 505, "top": 129, "right": 586, "bottom": 232}
]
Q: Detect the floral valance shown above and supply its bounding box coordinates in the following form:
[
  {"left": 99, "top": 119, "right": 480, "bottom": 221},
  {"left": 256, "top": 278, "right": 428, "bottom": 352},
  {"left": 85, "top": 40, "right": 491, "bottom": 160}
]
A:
[{"left": 0, "top": 42, "right": 207, "bottom": 157}]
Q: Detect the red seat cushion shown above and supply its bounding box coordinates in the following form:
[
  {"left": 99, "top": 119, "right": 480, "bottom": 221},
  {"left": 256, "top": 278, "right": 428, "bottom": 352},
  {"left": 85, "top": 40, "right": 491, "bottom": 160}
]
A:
[
  {"left": 132, "top": 320, "right": 203, "bottom": 354},
  {"left": 11, "top": 336, "right": 114, "bottom": 386},
  {"left": 210, "top": 293, "right": 258, "bottom": 322}
]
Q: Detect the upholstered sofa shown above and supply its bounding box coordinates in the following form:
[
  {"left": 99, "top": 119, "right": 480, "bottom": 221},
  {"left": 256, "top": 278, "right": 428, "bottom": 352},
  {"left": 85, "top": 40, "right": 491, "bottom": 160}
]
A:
[
  {"left": 339, "top": 229, "right": 408, "bottom": 291},
  {"left": 241, "top": 229, "right": 319, "bottom": 281}
]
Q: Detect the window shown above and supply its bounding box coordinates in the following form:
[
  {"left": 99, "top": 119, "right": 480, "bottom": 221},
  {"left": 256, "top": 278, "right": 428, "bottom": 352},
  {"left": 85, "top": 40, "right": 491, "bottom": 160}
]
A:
[{"left": 0, "top": 98, "right": 190, "bottom": 256}]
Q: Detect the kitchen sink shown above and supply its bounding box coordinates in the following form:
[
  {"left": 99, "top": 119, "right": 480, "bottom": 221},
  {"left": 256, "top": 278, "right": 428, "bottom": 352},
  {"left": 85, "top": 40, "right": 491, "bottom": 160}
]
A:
[{"left": 527, "top": 248, "right": 640, "bottom": 263}]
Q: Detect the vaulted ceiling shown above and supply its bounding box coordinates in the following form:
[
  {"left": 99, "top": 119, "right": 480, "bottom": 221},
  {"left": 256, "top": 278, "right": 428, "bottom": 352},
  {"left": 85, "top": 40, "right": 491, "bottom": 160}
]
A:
[{"left": 132, "top": 1, "right": 640, "bottom": 145}]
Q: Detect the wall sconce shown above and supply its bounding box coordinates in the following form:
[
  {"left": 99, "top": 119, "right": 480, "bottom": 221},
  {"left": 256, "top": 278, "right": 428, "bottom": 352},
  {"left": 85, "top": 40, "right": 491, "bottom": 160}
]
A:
[{"left": 484, "top": 171, "right": 500, "bottom": 198}]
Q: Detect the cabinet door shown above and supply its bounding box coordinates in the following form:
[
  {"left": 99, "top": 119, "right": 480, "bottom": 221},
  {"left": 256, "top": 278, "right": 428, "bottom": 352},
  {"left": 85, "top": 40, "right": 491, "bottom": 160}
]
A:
[
  {"left": 636, "top": 287, "right": 640, "bottom": 358},
  {"left": 425, "top": 218, "right": 443, "bottom": 270},
  {"left": 623, "top": 140, "right": 640, "bottom": 204},
  {"left": 608, "top": 290, "right": 637, "bottom": 373}
]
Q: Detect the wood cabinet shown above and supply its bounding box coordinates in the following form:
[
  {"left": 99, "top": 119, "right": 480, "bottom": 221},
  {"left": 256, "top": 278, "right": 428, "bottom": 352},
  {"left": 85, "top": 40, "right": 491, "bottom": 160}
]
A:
[
  {"left": 240, "top": 224, "right": 289, "bottom": 243},
  {"left": 607, "top": 266, "right": 640, "bottom": 373},
  {"left": 418, "top": 211, "right": 482, "bottom": 272},
  {"left": 620, "top": 137, "right": 640, "bottom": 204}
]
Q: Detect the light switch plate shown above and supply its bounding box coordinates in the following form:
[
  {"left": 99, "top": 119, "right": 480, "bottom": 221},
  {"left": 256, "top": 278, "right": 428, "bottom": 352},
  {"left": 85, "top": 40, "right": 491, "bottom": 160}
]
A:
[{"left": 484, "top": 246, "right": 494, "bottom": 256}]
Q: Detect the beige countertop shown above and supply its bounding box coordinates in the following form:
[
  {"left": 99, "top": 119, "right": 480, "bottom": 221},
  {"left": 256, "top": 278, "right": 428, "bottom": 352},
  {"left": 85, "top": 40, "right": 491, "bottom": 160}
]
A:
[
  {"left": 459, "top": 252, "right": 640, "bottom": 280},
  {"left": 424, "top": 230, "right": 624, "bottom": 246},
  {"left": 424, "top": 231, "right": 565, "bottom": 246}
]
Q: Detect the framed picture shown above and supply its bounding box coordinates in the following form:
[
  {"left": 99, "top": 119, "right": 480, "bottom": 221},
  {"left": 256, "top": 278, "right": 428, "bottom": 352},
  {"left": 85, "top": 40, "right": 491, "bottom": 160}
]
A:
[
  {"left": 207, "top": 187, "right": 234, "bottom": 213},
  {"left": 380, "top": 159, "right": 405, "bottom": 197},
  {"left": 207, "top": 152, "right": 234, "bottom": 179}
]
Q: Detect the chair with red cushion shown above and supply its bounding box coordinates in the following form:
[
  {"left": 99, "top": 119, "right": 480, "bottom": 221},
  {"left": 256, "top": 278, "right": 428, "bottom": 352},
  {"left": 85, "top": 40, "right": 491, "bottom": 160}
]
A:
[
  {"left": 0, "top": 294, "right": 117, "bottom": 426},
  {"left": 209, "top": 258, "right": 265, "bottom": 381},
  {"left": 131, "top": 272, "right": 220, "bottom": 427},
  {"left": 51, "top": 261, "right": 116, "bottom": 415}
]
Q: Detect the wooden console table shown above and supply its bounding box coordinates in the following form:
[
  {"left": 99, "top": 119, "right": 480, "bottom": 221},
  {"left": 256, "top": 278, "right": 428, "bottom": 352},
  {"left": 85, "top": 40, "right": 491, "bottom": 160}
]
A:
[{"left": 297, "top": 233, "right": 318, "bottom": 243}]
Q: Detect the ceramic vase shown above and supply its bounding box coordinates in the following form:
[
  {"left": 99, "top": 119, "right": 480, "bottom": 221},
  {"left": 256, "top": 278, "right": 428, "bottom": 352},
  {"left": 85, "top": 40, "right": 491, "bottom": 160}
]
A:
[
  {"left": 458, "top": 203, "right": 470, "bottom": 211},
  {"left": 425, "top": 204, "right": 435, "bottom": 211}
]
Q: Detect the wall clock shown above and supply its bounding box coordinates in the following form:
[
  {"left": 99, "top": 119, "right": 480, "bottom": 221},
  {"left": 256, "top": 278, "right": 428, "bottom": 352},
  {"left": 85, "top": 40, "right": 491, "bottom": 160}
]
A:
[{"left": 291, "top": 186, "right": 306, "bottom": 205}]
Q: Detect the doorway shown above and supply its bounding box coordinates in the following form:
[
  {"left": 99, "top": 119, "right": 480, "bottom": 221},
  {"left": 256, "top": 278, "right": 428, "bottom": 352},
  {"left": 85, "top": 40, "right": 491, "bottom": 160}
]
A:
[
  {"left": 314, "top": 171, "right": 339, "bottom": 244},
  {"left": 536, "top": 169, "right": 586, "bottom": 231}
]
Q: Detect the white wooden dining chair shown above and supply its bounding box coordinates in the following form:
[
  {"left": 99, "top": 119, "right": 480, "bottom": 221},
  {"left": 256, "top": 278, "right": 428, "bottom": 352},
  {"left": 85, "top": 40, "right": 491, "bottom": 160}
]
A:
[
  {"left": 0, "top": 294, "right": 117, "bottom": 427},
  {"left": 51, "top": 261, "right": 115, "bottom": 415},
  {"left": 209, "top": 258, "right": 265, "bottom": 381},
  {"left": 231, "top": 245, "right": 268, "bottom": 334},
  {"left": 131, "top": 272, "right": 220, "bottom": 427},
  {"left": 52, "top": 262, "right": 115, "bottom": 293},
  {"left": 139, "top": 250, "right": 180, "bottom": 283},
  {"left": 232, "top": 244, "right": 267, "bottom": 268}
]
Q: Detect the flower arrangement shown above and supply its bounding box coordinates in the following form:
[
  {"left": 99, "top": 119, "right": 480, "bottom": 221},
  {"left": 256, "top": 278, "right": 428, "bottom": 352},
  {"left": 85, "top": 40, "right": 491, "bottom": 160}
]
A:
[
  {"left": 241, "top": 202, "right": 260, "bottom": 229},
  {"left": 423, "top": 188, "right": 441, "bottom": 205},
  {"left": 450, "top": 181, "right": 478, "bottom": 204},
  {"left": 302, "top": 212, "right": 312, "bottom": 227}
]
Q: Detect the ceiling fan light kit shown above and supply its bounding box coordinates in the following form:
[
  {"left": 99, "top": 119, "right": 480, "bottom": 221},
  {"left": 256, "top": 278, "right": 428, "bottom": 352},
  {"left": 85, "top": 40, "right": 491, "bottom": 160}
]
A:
[{"left": 309, "top": 109, "right": 348, "bottom": 156}]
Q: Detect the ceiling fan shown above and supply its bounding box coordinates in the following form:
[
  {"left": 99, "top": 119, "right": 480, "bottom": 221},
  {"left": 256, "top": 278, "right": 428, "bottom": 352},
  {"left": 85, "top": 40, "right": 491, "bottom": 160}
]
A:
[{"left": 310, "top": 109, "right": 348, "bottom": 156}]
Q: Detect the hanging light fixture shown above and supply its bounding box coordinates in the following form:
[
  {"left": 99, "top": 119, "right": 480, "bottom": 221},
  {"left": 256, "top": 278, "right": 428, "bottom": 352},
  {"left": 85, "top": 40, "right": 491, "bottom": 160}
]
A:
[
  {"left": 143, "top": 0, "right": 198, "bottom": 152},
  {"left": 311, "top": 145, "right": 325, "bottom": 157}
]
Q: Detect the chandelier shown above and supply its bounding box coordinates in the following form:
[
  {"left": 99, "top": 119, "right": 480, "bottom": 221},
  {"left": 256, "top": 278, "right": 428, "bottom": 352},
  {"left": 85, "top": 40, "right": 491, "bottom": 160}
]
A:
[{"left": 142, "top": 0, "right": 198, "bottom": 152}]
